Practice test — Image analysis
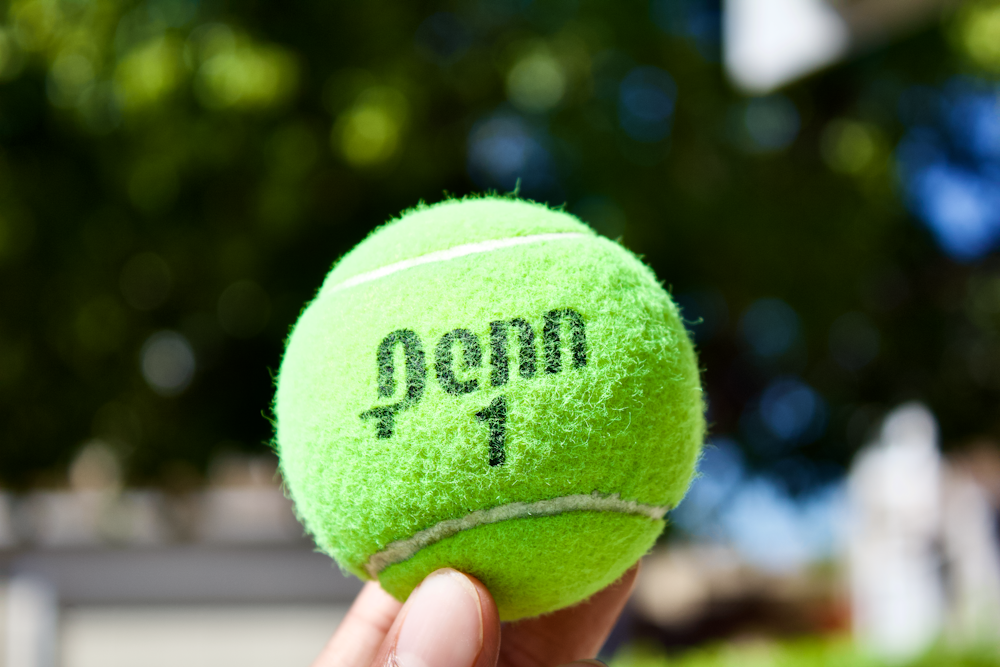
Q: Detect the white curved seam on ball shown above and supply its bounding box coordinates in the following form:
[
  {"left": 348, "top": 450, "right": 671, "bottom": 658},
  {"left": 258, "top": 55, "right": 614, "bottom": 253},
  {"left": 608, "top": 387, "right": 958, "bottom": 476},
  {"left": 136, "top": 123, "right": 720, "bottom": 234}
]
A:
[
  {"left": 364, "top": 491, "right": 669, "bottom": 578},
  {"left": 327, "top": 232, "right": 590, "bottom": 294}
]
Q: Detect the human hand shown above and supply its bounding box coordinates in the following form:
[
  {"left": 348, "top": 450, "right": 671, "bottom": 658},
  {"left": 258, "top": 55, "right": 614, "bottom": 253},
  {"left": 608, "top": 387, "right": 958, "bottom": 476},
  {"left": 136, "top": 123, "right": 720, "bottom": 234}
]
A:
[{"left": 311, "top": 564, "right": 638, "bottom": 667}]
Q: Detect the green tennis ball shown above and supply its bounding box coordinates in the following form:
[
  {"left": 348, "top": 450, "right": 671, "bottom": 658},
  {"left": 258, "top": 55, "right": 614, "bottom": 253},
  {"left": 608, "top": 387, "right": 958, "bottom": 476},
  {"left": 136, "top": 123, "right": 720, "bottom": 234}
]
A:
[{"left": 275, "top": 196, "right": 704, "bottom": 621}]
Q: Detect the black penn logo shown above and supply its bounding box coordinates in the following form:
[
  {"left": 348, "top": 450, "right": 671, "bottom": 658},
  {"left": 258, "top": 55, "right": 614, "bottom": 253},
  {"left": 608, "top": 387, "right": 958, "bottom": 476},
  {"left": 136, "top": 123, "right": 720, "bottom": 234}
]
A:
[{"left": 360, "top": 308, "right": 588, "bottom": 466}]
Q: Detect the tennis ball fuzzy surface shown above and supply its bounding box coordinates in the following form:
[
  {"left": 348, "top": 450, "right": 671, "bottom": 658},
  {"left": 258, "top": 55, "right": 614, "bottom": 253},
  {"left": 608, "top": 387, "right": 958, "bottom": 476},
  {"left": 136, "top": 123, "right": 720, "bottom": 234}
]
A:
[{"left": 276, "top": 196, "right": 704, "bottom": 620}]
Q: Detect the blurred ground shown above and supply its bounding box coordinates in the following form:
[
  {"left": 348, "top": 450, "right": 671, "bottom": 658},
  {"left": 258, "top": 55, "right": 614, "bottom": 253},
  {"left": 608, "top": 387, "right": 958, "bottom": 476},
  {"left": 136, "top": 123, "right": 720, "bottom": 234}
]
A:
[{"left": 59, "top": 605, "right": 346, "bottom": 667}]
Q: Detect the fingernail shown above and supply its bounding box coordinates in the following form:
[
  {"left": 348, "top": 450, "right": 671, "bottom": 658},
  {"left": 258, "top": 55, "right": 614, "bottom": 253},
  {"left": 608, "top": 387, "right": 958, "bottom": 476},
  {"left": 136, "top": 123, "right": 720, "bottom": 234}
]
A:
[{"left": 394, "top": 570, "right": 484, "bottom": 667}]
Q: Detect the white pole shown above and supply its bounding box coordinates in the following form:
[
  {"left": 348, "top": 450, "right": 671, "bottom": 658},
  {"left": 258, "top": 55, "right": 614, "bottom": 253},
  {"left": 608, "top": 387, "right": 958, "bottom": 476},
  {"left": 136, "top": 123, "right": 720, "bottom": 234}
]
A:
[{"left": 4, "top": 576, "right": 58, "bottom": 667}]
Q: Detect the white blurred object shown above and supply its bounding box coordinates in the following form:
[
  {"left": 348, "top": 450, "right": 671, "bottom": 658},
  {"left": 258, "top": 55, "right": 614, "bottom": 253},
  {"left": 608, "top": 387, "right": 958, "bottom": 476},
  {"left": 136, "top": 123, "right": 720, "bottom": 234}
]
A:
[
  {"left": 59, "top": 605, "right": 346, "bottom": 667},
  {"left": 140, "top": 331, "right": 196, "bottom": 396},
  {"left": 69, "top": 441, "right": 122, "bottom": 493},
  {"left": 19, "top": 491, "right": 171, "bottom": 548},
  {"left": 633, "top": 546, "right": 739, "bottom": 625},
  {"left": 12, "top": 454, "right": 304, "bottom": 549},
  {"left": 2, "top": 576, "right": 58, "bottom": 667},
  {"left": 20, "top": 492, "right": 110, "bottom": 548},
  {"left": 196, "top": 488, "right": 301, "bottom": 544},
  {"left": 724, "top": 0, "right": 960, "bottom": 93},
  {"left": 196, "top": 455, "right": 302, "bottom": 544},
  {"left": 941, "top": 469, "right": 1000, "bottom": 647},
  {"left": 725, "top": 0, "right": 849, "bottom": 94},
  {"left": 849, "top": 402, "right": 944, "bottom": 661},
  {"left": 17, "top": 442, "right": 171, "bottom": 548},
  {"left": 0, "top": 494, "right": 15, "bottom": 548}
]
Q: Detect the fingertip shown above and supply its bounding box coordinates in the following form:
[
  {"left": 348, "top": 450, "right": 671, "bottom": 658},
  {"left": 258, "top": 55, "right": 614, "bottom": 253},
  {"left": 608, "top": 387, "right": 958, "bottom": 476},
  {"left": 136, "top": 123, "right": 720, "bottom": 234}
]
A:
[
  {"left": 442, "top": 569, "right": 502, "bottom": 667},
  {"left": 369, "top": 568, "right": 501, "bottom": 667}
]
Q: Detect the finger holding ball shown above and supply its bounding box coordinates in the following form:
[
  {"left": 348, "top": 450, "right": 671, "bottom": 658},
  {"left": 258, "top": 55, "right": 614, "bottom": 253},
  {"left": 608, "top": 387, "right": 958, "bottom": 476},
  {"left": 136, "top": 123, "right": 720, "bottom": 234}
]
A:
[{"left": 275, "top": 196, "right": 705, "bottom": 621}]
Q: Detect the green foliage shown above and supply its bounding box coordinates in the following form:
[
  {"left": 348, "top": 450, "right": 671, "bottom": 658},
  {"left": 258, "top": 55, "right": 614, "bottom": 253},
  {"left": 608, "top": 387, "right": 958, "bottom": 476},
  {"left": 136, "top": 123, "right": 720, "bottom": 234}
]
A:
[
  {"left": 612, "top": 639, "right": 1000, "bottom": 667},
  {"left": 0, "top": 0, "right": 997, "bottom": 486}
]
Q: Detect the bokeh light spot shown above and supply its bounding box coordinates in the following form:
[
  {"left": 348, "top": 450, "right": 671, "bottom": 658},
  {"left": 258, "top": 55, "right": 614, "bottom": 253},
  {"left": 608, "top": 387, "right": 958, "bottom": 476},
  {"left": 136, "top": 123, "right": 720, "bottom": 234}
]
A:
[
  {"left": 467, "top": 113, "right": 557, "bottom": 196},
  {"left": 149, "top": 0, "right": 198, "bottom": 28},
  {"left": 194, "top": 26, "right": 298, "bottom": 111},
  {"left": 759, "top": 377, "right": 826, "bottom": 443},
  {"left": 741, "top": 95, "right": 800, "bottom": 153},
  {"left": 958, "top": 2, "right": 1000, "bottom": 72},
  {"left": 908, "top": 162, "right": 1000, "bottom": 261},
  {"left": 334, "top": 87, "right": 408, "bottom": 168},
  {"left": 141, "top": 331, "right": 195, "bottom": 396},
  {"left": 674, "top": 436, "right": 745, "bottom": 536},
  {"left": 506, "top": 49, "right": 567, "bottom": 113},
  {"left": 469, "top": 116, "right": 531, "bottom": 177},
  {"left": 720, "top": 477, "right": 844, "bottom": 572},
  {"left": 650, "top": 0, "right": 721, "bottom": 60},
  {"left": 47, "top": 51, "right": 95, "bottom": 108},
  {"left": 77, "top": 82, "right": 122, "bottom": 134},
  {"left": 897, "top": 81, "right": 1000, "bottom": 261},
  {"left": 618, "top": 66, "right": 677, "bottom": 142},
  {"left": 821, "top": 119, "right": 881, "bottom": 174},
  {"left": 69, "top": 440, "right": 122, "bottom": 492},
  {"left": 115, "top": 37, "right": 184, "bottom": 110},
  {"left": 10, "top": 0, "right": 60, "bottom": 52},
  {"left": 945, "top": 89, "right": 1000, "bottom": 161}
]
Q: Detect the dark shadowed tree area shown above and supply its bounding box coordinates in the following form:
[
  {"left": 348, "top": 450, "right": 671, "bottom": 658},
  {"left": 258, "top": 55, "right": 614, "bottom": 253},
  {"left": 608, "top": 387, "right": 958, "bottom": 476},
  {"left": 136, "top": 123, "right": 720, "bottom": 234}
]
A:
[{"left": 1, "top": 0, "right": 999, "bottom": 490}]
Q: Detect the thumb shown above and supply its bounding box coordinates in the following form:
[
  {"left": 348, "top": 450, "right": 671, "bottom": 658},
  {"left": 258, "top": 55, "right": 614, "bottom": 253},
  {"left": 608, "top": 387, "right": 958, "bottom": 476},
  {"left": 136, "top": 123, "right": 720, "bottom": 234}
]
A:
[{"left": 369, "top": 569, "right": 501, "bottom": 667}]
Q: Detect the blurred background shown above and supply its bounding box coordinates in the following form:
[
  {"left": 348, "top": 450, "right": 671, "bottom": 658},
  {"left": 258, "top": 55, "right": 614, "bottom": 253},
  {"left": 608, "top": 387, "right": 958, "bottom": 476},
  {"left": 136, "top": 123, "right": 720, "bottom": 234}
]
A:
[{"left": 0, "top": 0, "right": 999, "bottom": 664}]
